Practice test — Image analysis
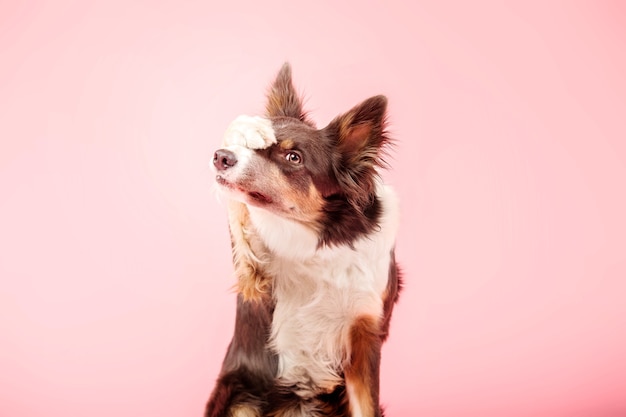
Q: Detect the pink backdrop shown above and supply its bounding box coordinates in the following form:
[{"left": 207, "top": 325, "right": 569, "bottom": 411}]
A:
[{"left": 1, "top": 1, "right": 625, "bottom": 416}]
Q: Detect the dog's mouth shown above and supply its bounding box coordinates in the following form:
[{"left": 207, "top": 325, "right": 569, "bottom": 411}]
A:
[
  {"left": 246, "top": 191, "right": 273, "bottom": 204},
  {"left": 216, "top": 175, "right": 273, "bottom": 205}
]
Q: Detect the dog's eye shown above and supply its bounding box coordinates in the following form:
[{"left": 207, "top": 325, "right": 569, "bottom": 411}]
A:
[{"left": 285, "top": 151, "right": 302, "bottom": 164}]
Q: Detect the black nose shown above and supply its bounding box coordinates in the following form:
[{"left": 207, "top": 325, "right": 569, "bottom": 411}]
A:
[{"left": 213, "top": 149, "right": 237, "bottom": 171}]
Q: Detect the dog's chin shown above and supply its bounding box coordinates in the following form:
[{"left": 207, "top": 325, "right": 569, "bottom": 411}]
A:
[{"left": 215, "top": 176, "right": 274, "bottom": 208}]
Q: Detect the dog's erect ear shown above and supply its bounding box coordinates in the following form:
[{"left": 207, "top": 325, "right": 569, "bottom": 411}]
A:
[
  {"left": 323, "top": 95, "right": 389, "bottom": 205},
  {"left": 266, "top": 63, "right": 312, "bottom": 125}
]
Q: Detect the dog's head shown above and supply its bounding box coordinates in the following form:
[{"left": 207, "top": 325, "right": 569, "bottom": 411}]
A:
[{"left": 213, "top": 63, "right": 390, "bottom": 246}]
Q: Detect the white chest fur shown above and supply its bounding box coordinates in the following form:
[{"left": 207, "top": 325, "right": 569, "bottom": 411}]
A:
[
  {"left": 269, "top": 244, "right": 389, "bottom": 394},
  {"left": 247, "top": 183, "right": 399, "bottom": 395}
]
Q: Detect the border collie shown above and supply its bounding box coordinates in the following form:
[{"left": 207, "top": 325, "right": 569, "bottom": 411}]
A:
[{"left": 206, "top": 63, "right": 401, "bottom": 417}]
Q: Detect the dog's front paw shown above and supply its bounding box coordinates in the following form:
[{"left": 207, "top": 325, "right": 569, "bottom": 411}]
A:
[{"left": 223, "top": 115, "right": 276, "bottom": 149}]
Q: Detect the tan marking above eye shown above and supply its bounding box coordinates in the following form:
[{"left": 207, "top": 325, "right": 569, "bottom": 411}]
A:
[{"left": 279, "top": 139, "right": 295, "bottom": 149}]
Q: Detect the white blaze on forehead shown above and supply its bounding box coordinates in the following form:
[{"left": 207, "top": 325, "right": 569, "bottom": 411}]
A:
[{"left": 222, "top": 115, "right": 277, "bottom": 149}]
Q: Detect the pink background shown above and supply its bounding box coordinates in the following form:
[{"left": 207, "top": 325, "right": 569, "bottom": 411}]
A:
[{"left": 1, "top": 1, "right": 625, "bottom": 416}]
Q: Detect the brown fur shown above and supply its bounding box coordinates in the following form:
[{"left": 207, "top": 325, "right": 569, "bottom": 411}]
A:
[
  {"left": 265, "top": 63, "right": 314, "bottom": 126},
  {"left": 324, "top": 95, "right": 390, "bottom": 210},
  {"left": 345, "top": 315, "right": 383, "bottom": 417}
]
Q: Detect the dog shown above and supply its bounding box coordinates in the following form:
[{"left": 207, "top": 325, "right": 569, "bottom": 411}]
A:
[{"left": 206, "top": 63, "right": 401, "bottom": 417}]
